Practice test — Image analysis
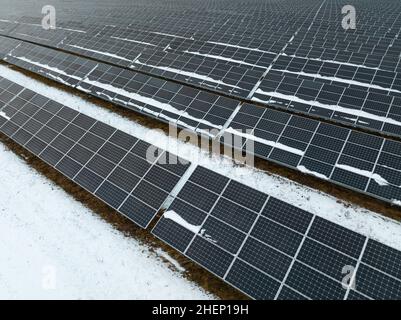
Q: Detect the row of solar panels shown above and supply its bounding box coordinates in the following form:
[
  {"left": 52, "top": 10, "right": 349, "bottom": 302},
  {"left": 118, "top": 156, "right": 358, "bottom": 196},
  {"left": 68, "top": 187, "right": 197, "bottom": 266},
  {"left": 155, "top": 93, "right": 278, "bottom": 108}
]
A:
[
  {"left": 3, "top": 0, "right": 399, "bottom": 70},
  {"left": 1, "top": 36, "right": 401, "bottom": 206},
  {"left": 1, "top": 75, "right": 401, "bottom": 300},
  {"left": 1, "top": 0, "right": 399, "bottom": 75},
  {"left": 1, "top": 10, "right": 401, "bottom": 138},
  {"left": 0, "top": 0, "right": 318, "bottom": 49}
]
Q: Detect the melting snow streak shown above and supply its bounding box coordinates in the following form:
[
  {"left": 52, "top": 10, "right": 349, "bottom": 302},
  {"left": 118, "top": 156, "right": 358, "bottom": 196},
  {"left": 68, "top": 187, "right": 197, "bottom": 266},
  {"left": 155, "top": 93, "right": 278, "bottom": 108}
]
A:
[{"left": 163, "top": 211, "right": 202, "bottom": 234}]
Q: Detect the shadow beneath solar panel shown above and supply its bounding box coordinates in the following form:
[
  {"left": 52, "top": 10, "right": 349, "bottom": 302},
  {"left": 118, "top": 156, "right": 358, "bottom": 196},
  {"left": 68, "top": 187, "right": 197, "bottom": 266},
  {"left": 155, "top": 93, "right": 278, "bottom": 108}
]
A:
[{"left": 4, "top": 61, "right": 401, "bottom": 223}]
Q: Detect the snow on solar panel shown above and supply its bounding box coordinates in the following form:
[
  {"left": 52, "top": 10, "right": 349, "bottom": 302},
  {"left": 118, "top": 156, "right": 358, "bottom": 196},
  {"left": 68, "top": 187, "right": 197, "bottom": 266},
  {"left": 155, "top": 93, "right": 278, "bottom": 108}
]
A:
[
  {"left": 1, "top": 0, "right": 401, "bottom": 300},
  {"left": 2, "top": 37, "right": 401, "bottom": 205},
  {"left": 1, "top": 0, "right": 400, "bottom": 136},
  {"left": 152, "top": 166, "right": 401, "bottom": 300},
  {"left": 0, "top": 76, "right": 191, "bottom": 228},
  {"left": 2, "top": 40, "right": 240, "bottom": 135}
]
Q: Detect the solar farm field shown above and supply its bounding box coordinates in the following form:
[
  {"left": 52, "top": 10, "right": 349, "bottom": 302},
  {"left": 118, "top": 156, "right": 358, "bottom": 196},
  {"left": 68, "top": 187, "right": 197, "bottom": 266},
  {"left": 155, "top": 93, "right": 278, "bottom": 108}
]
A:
[{"left": 0, "top": 0, "right": 401, "bottom": 301}]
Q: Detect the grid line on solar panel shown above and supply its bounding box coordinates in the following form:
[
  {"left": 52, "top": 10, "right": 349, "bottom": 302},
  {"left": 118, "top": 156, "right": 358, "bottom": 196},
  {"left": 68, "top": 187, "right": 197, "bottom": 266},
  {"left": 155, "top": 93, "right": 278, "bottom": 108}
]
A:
[
  {"left": 154, "top": 179, "right": 283, "bottom": 298},
  {"left": 0, "top": 79, "right": 191, "bottom": 228},
  {"left": 2, "top": 4, "right": 400, "bottom": 300},
  {"left": 354, "top": 264, "right": 401, "bottom": 300},
  {"left": 346, "top": 290, "right": 372, "bottom": 300},
  {"left": 10, "top": 109, "right": 164, "bottom": 221},
  {"left": 276, "top": 286, "right": 310, "bottom": 300},
  {"left": 2, "top": 20, "right": 266, "bottom": 99},
  {"left": 3, "top": 1, "right": 400, "bottom": 72},
  {"left": 361, "top": 239, "right": 401, "bottom": 280},
  {"left": 164, "top": 177, "right": 326, "bottom": 254},
  {"left": 271, "top": 210, "right": 316, "bottom": 300},
  {"left": 284, "top": 261, "right": 347, "bottom": 300}
]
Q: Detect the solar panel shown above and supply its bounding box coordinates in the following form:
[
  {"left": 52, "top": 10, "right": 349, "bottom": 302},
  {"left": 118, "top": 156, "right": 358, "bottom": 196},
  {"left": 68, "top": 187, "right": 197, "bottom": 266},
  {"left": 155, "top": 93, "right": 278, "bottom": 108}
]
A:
[
  {"left": 0, "top": 36, "right": 21, "bottom": 59},
  {"left": 252, "top": 65, "right": 401, "bottom": 137},
  {"left": 2, "top": 19, "right": 264, "bottom": 98},
  {"left": 0, "top": 75, "right": 191, "bottom": 228},
  {"left": 152, "top": 165, "right": 401, "bottom": 300},
  {"left": 0, "top": 18, "right": 17, "bottom": 34},
  {"left": 1, "top": 0, "right": 400, "bottom": 136},
  {"left": 3, "top": 40, "right": 239, "bottom": 136},
  {"left": 2, "top": 37, "right": 401, "bottom": 205},
  {"left": 1, "top": 0, "right": 401, "bottom": 300},
  {"left": 222, "top": 103, "right": 401, "bottom": 205}
]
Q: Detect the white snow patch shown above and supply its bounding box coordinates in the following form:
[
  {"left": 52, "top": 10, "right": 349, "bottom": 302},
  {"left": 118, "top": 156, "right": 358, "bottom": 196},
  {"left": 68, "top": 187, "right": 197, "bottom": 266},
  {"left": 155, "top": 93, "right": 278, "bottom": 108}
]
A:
[
  {"left": 281, "top": 53, "right": 381, "bottom": 71},
  {"left": 1, "top": 64, "right": 401, "bottom": 253},
  {"left": 163, "top": 211, "right": 202, "bottom": 234},
  {"left": 272, "top": 68, "right": 401, "bottom": 94},
  {"left": 57, "top": 27, "right": 86, "bottom": 33},
  {"left": 82, "top": 77, "right": 222, "bottom": 129},
  {"left": 336, "top": 164, "right": 390, "bottom": 186},
  {"left": 392, "top": 200, "right": 401, "bottom": 206},
  {"left": 149, "top": 31, "right": 193, "bottom": 40},
  {"left": 7, "top": 55, "right": 82, "bottom": 81},
  {"left": 75, "top": 85, "right": 91, "bottom": 93},
  {"left": 16, "top": 32, "right": 48, "bottom": 41},
  {"left": 200, "top": 230, "right": 218, "bottom": 244},
  {"left": 297, "top": 165, "right": 329, "bottom": 180}
]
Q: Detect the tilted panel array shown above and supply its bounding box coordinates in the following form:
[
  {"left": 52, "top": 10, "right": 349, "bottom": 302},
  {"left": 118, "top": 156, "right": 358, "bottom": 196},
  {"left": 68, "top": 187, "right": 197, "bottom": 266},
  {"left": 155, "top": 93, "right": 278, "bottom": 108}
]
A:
[
  {"left": 251, "top": 0, "right": 401, "bottom": 137},
  {"left": 2, "top": 36, "right": 401, "bottom": 205},
  {"left": 153, "top": 166, "right": 401, "bottom": 300},
  {"left": 223, "top": 103, "right": 401, "bottom": 205},
  {"left": 1, "top": 0, "right": 400, "bottom": 137},
  {"left": 0, "top": 76, "right": 191, "bottom": 228},
  {"left": 58, "top": 31, "right": 266, "bottom": 99},
  {"left": 2, "top": 39, "right": 240, "bottom": 135},
  {"left": 1, "top": 74, "right": 401, "bottom": 300}
]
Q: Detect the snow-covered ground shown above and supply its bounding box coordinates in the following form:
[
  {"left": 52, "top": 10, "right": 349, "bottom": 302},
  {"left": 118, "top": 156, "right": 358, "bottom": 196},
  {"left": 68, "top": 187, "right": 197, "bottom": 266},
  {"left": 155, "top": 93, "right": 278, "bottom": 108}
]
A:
[
  {"left": 1, "top": 64, "right": 401, "bottom": 299},
  {"left": 0, "top": 142, "right": 213, "bottom": 299}
]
